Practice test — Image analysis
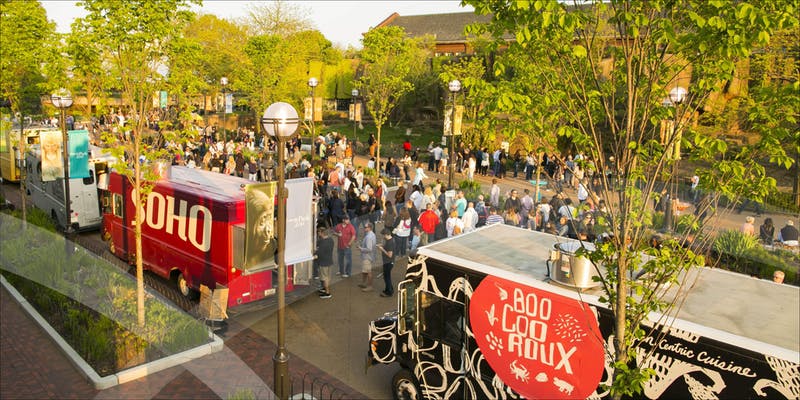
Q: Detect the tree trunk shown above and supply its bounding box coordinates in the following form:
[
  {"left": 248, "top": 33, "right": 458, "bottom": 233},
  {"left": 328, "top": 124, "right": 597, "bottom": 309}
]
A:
[
  {"left": 794, "top": 145, "right": 799, "bottom": 208},
  {"left": 376, "top": 124, "right": 382, "bottom": 174},
  {"left": 19, "top": 112, "right": 27, "bottom": 229},
  {"left": 613, "top": 256, "right": 628, "bottom": 400},
  {"left": 134, "top": 127, "right": 145, "bottom": 328}
]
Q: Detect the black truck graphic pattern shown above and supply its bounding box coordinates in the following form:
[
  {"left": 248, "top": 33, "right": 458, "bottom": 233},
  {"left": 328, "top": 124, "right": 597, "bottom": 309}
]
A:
[{"left": 368, "top": 254, "right": 800, "bottom": 399}]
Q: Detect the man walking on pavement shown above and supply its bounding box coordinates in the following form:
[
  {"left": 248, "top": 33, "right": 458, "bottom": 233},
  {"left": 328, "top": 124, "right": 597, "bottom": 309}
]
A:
[
  {"left": 376, "top": 228, "right": 396, "bottom": 297},
  {"left": 316, "top": 227, "right": 334, "bottom": 299},
  {"left": 358, "top": 222, "right": 377, "bottom": 291},
  {"left": 333, "top": 216, "right": 355, "bottom": 278}
]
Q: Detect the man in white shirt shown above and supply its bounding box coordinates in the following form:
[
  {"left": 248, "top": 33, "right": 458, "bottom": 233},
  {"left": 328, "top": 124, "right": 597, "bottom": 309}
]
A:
[
  {"left": 410, "top": 187, "right": 424, "bottom": 211},
  {"left": 489, "top": 179, "right": 501, "bottom": 208},
  {"left": 462, "top": 202, "right": 479, "bottom": 233}
]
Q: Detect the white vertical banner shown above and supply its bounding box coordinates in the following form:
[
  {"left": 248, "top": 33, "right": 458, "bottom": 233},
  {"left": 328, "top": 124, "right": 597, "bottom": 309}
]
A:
[{"left": 284, "top": 177, "right": 314, "bottom": 265}]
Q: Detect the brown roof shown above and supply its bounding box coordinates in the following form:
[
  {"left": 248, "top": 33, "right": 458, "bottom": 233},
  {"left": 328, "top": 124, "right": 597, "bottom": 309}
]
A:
[{"left": 376, "top": 11, "right": 496, "bottom": 43}]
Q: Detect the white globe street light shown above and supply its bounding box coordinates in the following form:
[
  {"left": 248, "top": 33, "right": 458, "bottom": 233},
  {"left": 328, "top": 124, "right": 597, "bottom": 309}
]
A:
[{"left": 260, "top": 101, "right": 299, "bottom": 400}]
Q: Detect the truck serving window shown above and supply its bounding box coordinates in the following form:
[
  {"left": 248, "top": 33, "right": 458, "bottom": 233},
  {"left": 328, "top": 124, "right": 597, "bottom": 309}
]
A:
[
  {"left": 419, "top": 291, "right": 464, "bottom": 347},
  {"left": 113, "top": 193, "right": 123, "bottom": 218},
  {"left": 398, "top": 281, "right": 418, "bottom": 333}
]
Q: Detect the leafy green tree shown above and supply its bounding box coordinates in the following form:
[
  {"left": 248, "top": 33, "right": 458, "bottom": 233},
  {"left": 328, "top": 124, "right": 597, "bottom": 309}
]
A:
[
  {"left": 65, "top": 22, "right": 109, "bottom": 118},
  {"left": 183, "top": 13, "right": 248, "bottom": 119},
  {"left": 466, "top": 0, "right": 797, "bottom": 397},
  {"left": 236, "top": 29, "right": 339, "bottom": 135},
  {"left": 0, "top": 0, "right": 58, "bottom": 227},
  {"left": 358, "top": 26, "right": 430, "bottom": 171},
  {"left": 75, "top": 0, "right": 198, "bottom": 326}
]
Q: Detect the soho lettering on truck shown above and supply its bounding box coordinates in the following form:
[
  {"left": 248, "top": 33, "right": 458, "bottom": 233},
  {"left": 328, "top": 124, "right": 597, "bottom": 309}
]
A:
[
  {"left": 500, "top": 288, "right": 576, "bottom": 373},
  {"left": 132, "top": 191, "right": 212, "bottom": 252}
]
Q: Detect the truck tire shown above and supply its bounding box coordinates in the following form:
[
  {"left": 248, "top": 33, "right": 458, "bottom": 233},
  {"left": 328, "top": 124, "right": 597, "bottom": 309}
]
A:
[
  {"left": 51, "top": 210, "right": 63, "bottom": 230},
  {"left": 392, "top": 369, "right": 421, "bottom": 400},
  {"left": 177, "top": 272, "right": 197, "bottom": 299}
]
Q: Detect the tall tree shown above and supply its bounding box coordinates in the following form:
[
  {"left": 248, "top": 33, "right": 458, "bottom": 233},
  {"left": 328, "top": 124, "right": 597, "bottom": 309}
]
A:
[
  {"left": 66, "top": 22, "right": 109, "bottom": 119},
  {"left": 0, "top": 0, "right": 58, "bottom": 227},
  {"left": 466, "top": 0, "right": 797, "bottom": 397},
  {"left": 358, "top": 26, "right": 429, "bottom": 171},
  {"left": 183, "top": 13, "right": 248, "bottom": 117},
  {"left": 242, "top": 0, "right": 313, "bottom": 38},
  {"left": 75, "top": 0, "right": 198, "bottom": 326}
]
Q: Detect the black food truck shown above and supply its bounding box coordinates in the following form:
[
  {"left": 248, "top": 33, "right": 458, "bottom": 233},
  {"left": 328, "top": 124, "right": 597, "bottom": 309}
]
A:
[{"left": 367, "top": 224, "right": 799, "bottom": 399}]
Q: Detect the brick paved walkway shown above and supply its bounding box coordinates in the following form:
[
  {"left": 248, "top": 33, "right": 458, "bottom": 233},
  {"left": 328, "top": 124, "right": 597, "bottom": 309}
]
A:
[{"left": 0, "top": 286, "right": 364, "bottom": 399}]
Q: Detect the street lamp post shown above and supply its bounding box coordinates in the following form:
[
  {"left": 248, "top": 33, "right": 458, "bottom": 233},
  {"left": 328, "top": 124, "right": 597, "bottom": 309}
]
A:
[
  {"left": 220, "top": 77, "right": 228, "bottom": 142},
  {"left": 261, "top": 102, "right": 300, "bottom": 400},
  {"left": 663, "top": 86, "right": 687, "bottom": 234},
  {"left": 308, "top": 77, "right": 318, "bottom": 137},
  {"left": 51, "top": 89, "right": 74, "bottom": 242},
  {"left": 351, "top": 88, "right": 358, "bottom": 154},
  {"left": 447, "top": 79, "right": 461, "bottom": 190}
]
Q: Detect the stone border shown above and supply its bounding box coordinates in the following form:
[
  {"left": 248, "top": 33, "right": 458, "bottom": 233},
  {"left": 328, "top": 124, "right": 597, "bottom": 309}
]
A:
[{"left": 0, "top": 275, "right": 224, "bottom": 390}]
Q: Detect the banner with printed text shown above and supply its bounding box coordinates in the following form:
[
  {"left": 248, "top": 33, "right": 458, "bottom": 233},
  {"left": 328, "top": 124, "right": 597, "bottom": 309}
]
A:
[
  {"left": 284, "top": 177, "right": 314, "bottom": 265},
  {"left": 68, "top": 130, "right": 90, "bottom": 179}
]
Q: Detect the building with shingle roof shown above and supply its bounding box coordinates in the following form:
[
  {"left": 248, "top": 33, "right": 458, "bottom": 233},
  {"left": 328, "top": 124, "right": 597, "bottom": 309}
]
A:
[{"left": 375, "top": 12, "right": 508, "bottom": 56}]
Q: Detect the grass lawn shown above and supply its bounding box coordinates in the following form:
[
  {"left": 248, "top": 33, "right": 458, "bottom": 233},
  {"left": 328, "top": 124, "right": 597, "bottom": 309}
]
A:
[{"left": 318, "top": 121, "right": 444, "bottom": 159}]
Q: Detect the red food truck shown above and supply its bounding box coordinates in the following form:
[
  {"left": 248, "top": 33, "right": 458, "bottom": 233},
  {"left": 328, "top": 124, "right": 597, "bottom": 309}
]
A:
[{"left": 102, "top": 166, "right": 315, "bottom": 309}]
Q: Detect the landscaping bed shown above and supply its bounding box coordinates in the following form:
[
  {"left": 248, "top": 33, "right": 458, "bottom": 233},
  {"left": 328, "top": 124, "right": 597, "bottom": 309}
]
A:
[{"left": 0, "top": 211, "right": 211, "bottom": 377}]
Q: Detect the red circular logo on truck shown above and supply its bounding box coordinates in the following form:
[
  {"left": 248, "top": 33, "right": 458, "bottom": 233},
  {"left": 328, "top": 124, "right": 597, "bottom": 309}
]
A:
[{"left": 469, "top": 276, "right": 605, "bottom": 399}]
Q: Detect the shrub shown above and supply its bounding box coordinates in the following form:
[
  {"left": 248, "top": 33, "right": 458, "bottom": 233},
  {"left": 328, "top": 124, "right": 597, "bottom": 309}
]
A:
[
  {"left": 712, "top": 230, "right": 761, "bottom": 273},
  {"left": 676, "top": 214, "right": 700, "bottom": 234}
]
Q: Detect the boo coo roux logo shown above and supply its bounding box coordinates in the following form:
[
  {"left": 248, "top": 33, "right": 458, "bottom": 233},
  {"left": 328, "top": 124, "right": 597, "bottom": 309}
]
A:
[{"left": 469, "top": 276, "right": 605, "bottom": 399}]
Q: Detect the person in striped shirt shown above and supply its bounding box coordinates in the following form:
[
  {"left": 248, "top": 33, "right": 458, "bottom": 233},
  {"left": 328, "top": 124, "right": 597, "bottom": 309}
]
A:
[{"left": 485, "top": 207, "right": 504, "bottom": 226}]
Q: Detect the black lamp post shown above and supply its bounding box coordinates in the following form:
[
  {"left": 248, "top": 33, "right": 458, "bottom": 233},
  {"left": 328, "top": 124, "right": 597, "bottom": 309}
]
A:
[
  {"left": 351, "top": 88, "right": 358, "bottom": 158},
  {"left": 220, "top": 76, "right": 228, "bottom": 142},
  {"left": 308, "top": 77, "right": 318, "bottom": 137},
  {"left": 261, "top": 101, "right": 300, "bottom": 400},
  {"left": 663, "top": 86, "right": 687, "bottom": 233},
  {"left": 447, "top": 79, "right": 461, "bottom": 190},
  {"left": 51, "top": 89, "right": 74, "bottom": 239}
]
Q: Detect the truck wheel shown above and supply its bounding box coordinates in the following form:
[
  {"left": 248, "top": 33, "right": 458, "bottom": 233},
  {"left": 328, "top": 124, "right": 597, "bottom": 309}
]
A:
[
  {"left": 177, "top": 272, "right": 197, "bottom": 299},
  {"left": 392, "top": 369, "right": 421, "bottom": 400},
  {"left": 51, "top": 210, "right": 63, "bottom": 230}
]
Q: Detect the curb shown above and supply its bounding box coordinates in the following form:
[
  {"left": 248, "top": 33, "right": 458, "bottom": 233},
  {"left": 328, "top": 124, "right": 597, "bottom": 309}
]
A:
[{"left": 0, "top": 275, "right": 224, "bottom": 390}]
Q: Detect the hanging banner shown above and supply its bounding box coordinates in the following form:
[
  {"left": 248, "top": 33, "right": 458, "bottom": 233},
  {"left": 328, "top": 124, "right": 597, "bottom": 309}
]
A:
[
  {"left": 284, "top": 177, "right": 315, "bottom": 266},
  {"left": 303, "top": 97, "right": 313, "bottom": 121},
  {"left": 160, "top": 91, "right": 168, "bottom": 108},
  {"left": 225, "top": 93, "right": 233, "bottom": 114},
  {"left": 349, "top": 103, "right": 362, "bottom": 122},
  {"left": 68, "top": 129, "right": 90, "bottom": 179},
  {"left": 314, "top": 96, "right": 323, "bottom": 122},
  {"left": 443, "top": 105, "right": 464, "bottom": 136},
  {"left": 244, "top": 182, "right": 277, "bottom": 271},
  {"left": 40, "top": 130, "right": 63, "bottom": 182}
]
